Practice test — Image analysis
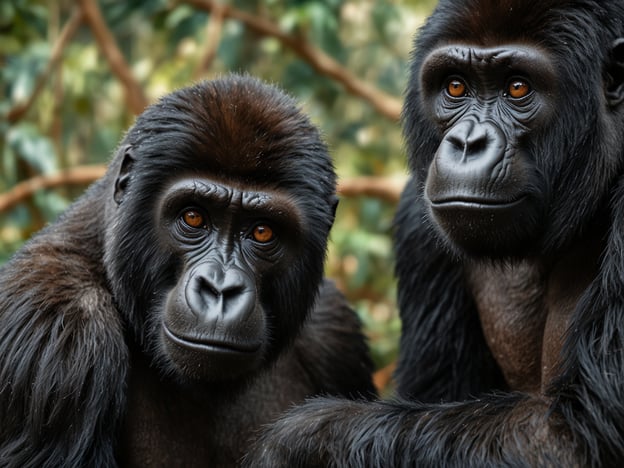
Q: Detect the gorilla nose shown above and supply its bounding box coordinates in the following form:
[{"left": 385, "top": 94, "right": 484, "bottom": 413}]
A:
[
  {"left": 186, "top": 262, "right": 256, "bottom": 324},
  {"left": 199, "top": 271, "right": 245, "bottom": 303},
  {"left": 442, "top": 119, "right": 506, "bottom": 166},
  {"left": 431, "top": 119, "right": 507, "bottom": 190}
]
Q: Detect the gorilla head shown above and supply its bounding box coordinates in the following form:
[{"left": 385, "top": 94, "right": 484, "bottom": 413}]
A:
[
  {"left": 103, "top": 76, "right": 337, "bottom": 381},
  {"left": 403, "top": 0, "right": 624, "bottom": 257},
  {"left": 0, "top": 74, "right": 375, "bottom": 467}
]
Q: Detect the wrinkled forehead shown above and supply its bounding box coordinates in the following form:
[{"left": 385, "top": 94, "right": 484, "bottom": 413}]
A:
[
  {"left": 421, "top": 44, "right": 556, "bottom": 78},
  {"left": 161, "top": 177, "right": 293, "bottom": 209}
]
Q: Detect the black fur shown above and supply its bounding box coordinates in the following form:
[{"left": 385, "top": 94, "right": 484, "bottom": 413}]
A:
[
  {"left": 0, "top": 75, "right": 375, "bottom": 467},
  {"left": 244, "top": 1, "right": 624, "bottom": 466}
]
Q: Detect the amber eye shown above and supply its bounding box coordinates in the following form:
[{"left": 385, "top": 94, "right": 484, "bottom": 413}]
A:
[
  {"left": 182, "top": 210, "right": 205, "bottom": 228},
  {"left": 446, "top": 79, "right": 467, "bottom": 98},
  {"left": 508, "top": 80, "right": 531, "bottom": 99},
  {"left": 252, "top": 224, "right": 274, "bottom": 243}
]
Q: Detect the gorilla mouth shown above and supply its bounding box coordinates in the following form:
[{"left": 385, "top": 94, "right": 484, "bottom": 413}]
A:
[
  {"left": 429, "top": 195, "right": 527, "bottom": 210},
  {"left": 163, "top": 326, "right": 262, "bottom": 354}
]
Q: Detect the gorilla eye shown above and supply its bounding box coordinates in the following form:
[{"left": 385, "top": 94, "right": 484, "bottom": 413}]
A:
[
  {"left": 252, "top": 224, "right": 274, "bottom": 243},
  {"left": 446, "top": 79, "right": 467, "bottom": 98},
  {"left": 182, "top": 210, "right": 205, "bottom": 229},
  {"left": 507, "top": 80, "right": 531, "bottom": 99}
]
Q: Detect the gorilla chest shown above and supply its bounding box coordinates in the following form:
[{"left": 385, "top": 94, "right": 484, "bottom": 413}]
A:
[{"left": 466, "top": 256, "right": 596, "bottom": 394}]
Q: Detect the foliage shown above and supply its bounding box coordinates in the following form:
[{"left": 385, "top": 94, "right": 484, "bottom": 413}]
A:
[{"left": 0, "top": 0, "right": 435, "bottom": 386}]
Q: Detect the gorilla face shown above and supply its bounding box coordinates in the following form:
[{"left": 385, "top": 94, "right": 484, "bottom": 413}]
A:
[
  {"left": 403, "top": 1, "right": 624, "bottom": 259},
  {"left": 155, "top": 178, "right": 303, "bottom": 380},
  {"left": 418, "top": 45, "right": 557, "bottom": 256},
  {"left": 104, "top": 76, "right": 337, "bottom": 382}
]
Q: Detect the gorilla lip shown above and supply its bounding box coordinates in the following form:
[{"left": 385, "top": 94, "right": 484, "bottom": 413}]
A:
[
  {"left": 429, "top": 196, "right": 527, "bottom": 210},
  {"left": 163, "top": 325, "right": 261, "bottom": 354}
]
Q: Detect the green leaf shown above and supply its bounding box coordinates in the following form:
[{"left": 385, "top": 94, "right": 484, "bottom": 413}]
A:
[{"left": 6, "top": 123, "right": 57, "bottom": 174}]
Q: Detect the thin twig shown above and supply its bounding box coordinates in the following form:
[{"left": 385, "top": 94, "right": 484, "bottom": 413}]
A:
[
  {"left": 77, "top": 0, "right": 149, "bottom": 115},
  {"left": 184, "top": 0, "right": 403, "bottom": 121},
  {"left": 7, "top": 9, "right": 83, "bottom": 124},
  {"left": 338, "top": 175, "right": 407, "bottom": 203},
  {"left": 193, "top": 2, "right": 227, "bottom": 79}
]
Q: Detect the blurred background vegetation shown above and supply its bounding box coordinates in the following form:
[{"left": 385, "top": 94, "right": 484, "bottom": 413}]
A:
[{"left": 0, "top": 0, "right": 436, "bottom": 394}]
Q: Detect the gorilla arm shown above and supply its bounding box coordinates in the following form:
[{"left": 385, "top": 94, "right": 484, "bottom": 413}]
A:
[
  {"left": 0, "top": 184, "right": 128, "bottom": 467},
  {"left": 245, "top": 393, "right": 574, "bottom": 467}
]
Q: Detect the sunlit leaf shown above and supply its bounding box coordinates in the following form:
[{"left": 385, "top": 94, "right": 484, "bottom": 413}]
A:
[{"left": 6, "top": 124, "right": 57, "bottom": 174}]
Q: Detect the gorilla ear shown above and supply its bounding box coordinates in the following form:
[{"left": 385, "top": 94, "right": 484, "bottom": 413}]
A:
[
  {"left": 606, "top": 38, "right": 624, "bottom": 107},
  {"left": 114, "top": 145, "right": 136, "bottom": 205}
]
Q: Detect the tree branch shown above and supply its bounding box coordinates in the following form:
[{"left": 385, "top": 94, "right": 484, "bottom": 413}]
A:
[
  {"left": 0, "top": 166, "right": 107, "bottom": 213},
  {"left": 183, "top": 0, "right": 403, "bottom": 121},
  {"left": 77, "top": 0, "right": 149, "bottom": 115},
  {"left": 7, "top": 9, "right": 83, "bottom": 124},
  {"left": 338, "top": 175, "right": 406, "bottom": 203},
  {"left": 193, "top": 1, "right": 226, "bottom": 79},
  {"left": 0, "top": 167, "right": 406, "bottom": 214}
]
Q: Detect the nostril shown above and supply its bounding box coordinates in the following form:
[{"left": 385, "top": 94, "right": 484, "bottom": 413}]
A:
[
  {"left": 443, "top": 120, "right": 497, "bottom": 161},
  {"left": 444, "top": 119, "right": 476, "bottom": 153},
  {"left": 185, "top": 264, "right": 256, "bottom": 321},
  {"left": 196, "top": 274, "right": 246, "bottom": 300},
  {"left": 197, "top": 276, "right": 221, "bottom": 299},
  {"left": 222, "top": 284, "right": 245, "bottom": 300},
  {"left": 445, "top": 133, "right": 487, "bottom": 160},
  {"left": 446, "top": 133, "right": 466, "bottom": 151},
  {"left": 465, "top": 133, "right": 488, "bottom": 155}
]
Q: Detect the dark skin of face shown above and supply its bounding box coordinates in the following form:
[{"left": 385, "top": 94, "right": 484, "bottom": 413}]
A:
[
  {"left": 421, "top": 45, "right": 558, "bottom": 258},
  {"left": 155, "top": 177, "right": 303, "bottom": 381}
]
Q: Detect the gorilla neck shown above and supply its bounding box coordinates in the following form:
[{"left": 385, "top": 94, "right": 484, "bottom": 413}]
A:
[
  {"left": 118, "top": 349, "right": 252, "bottom": 465},
  {"left": 465, "top": 225, "right": 605, "bottom": 394},
  {"left": 118, "top": 342, "right": 316, "bottom": 466}
]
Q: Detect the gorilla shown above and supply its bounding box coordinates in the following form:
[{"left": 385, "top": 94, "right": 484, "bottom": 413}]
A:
[
  {"left": 244, "top": 1, "right": 624, "bottom": 466},
  {"left": 0, "top": 75, "right": 375, "bottom": 467}
]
